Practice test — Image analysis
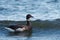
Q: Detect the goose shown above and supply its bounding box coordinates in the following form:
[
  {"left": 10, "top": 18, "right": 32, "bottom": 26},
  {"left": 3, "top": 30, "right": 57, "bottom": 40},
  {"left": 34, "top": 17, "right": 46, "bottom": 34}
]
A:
[{"left": 5, "top": 14, "right": 33, "bottom": 32}]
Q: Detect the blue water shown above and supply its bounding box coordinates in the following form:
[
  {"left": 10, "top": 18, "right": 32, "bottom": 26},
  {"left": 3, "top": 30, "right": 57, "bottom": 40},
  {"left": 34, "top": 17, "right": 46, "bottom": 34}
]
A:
[
  {"left": 0, "top": 0, "right": 60, "bottom": 40},
  {"left": 0, "top": 26, "right": 60, "bottom": 40},
  {"left": 0, "top": 0, "right": 60, "bottom": 21}
]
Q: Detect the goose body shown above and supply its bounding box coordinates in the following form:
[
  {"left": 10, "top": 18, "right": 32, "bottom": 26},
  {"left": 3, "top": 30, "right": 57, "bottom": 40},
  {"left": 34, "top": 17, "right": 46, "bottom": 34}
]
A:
[{"left": 5, "top": 14, "right": 33, "bottom": 32}]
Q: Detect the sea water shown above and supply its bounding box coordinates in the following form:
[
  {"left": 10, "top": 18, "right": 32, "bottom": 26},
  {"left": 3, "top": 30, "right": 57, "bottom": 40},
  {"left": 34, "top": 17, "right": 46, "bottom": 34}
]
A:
[{"left": 0, "top": 26, "right": 60, "bottom": 40}]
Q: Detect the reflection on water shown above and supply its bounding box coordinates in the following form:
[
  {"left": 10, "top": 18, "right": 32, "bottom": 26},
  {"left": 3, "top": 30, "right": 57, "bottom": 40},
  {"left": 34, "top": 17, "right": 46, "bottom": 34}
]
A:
[{"left": 8, "top": 30, "right": 32, "bottom": 37}]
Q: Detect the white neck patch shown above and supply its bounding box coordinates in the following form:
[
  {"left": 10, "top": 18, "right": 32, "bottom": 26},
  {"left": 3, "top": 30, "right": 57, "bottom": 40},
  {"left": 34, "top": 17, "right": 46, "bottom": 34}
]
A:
[{"left": 27, "top": 19, "right": 30, "bottom": 21}]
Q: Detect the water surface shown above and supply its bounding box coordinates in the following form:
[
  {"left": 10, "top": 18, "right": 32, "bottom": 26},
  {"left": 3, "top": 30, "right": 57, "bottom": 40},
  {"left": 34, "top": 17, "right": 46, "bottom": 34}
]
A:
[{"left": 0, "top": 26, "right": 60, "bottom": 40}]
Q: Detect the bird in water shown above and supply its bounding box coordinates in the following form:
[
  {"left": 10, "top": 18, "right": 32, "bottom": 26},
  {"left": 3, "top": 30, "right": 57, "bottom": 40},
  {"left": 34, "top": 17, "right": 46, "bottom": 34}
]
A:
[{"left": 5, "top": 14, "right": 33, "bottom": 32}]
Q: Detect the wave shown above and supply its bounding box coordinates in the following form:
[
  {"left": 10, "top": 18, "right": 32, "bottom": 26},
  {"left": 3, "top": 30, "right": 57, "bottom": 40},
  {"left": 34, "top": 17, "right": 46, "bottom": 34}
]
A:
[
  {"left": 0, "top": 19, "right": 60, "bottom": 29},
  {"left": 0, "top": 0, "right": 60, "bottom": 21}
]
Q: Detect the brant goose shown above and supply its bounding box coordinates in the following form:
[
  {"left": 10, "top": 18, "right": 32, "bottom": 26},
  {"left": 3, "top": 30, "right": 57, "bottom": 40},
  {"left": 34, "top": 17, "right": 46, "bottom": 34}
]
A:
[{"left": 5, "top": 14, "right": 33, "bottom": 32}]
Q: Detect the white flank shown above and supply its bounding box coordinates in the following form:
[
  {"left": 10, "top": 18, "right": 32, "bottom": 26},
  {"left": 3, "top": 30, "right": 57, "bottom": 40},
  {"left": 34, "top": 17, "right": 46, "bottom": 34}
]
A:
[
  {"left": 16, "top": 27, "right": 25, "bottom": 31},
  {"left": 5, "top": 27, "right": 15, "bottom": 32}
]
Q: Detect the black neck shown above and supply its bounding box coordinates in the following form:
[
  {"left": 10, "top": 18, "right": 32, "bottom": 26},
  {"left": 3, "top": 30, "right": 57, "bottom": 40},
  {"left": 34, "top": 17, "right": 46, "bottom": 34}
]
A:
[{"left": 26, "top": 19, "right": 31, "bottom": 26}]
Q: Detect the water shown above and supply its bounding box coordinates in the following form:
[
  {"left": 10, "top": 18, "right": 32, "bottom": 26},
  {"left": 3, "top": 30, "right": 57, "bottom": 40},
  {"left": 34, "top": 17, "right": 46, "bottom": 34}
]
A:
[
  {"left": 0, "top": 0, "right": 60, "bottom": 21},
  {"left": 0, "top": 26, "right": 60, "bottom": 40}
]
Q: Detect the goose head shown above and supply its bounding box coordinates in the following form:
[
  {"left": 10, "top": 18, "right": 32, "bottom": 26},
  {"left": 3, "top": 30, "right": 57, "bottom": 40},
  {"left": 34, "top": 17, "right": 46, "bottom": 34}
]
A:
[{"left": 26, "top": 14, "right": 33, "bottom": 19}]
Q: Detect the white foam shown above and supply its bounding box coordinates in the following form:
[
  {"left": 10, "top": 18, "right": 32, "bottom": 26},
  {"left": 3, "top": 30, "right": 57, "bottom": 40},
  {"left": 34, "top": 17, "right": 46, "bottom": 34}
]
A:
[{"left": 0, "top": 0, "right": 60, "bottom": 21}]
